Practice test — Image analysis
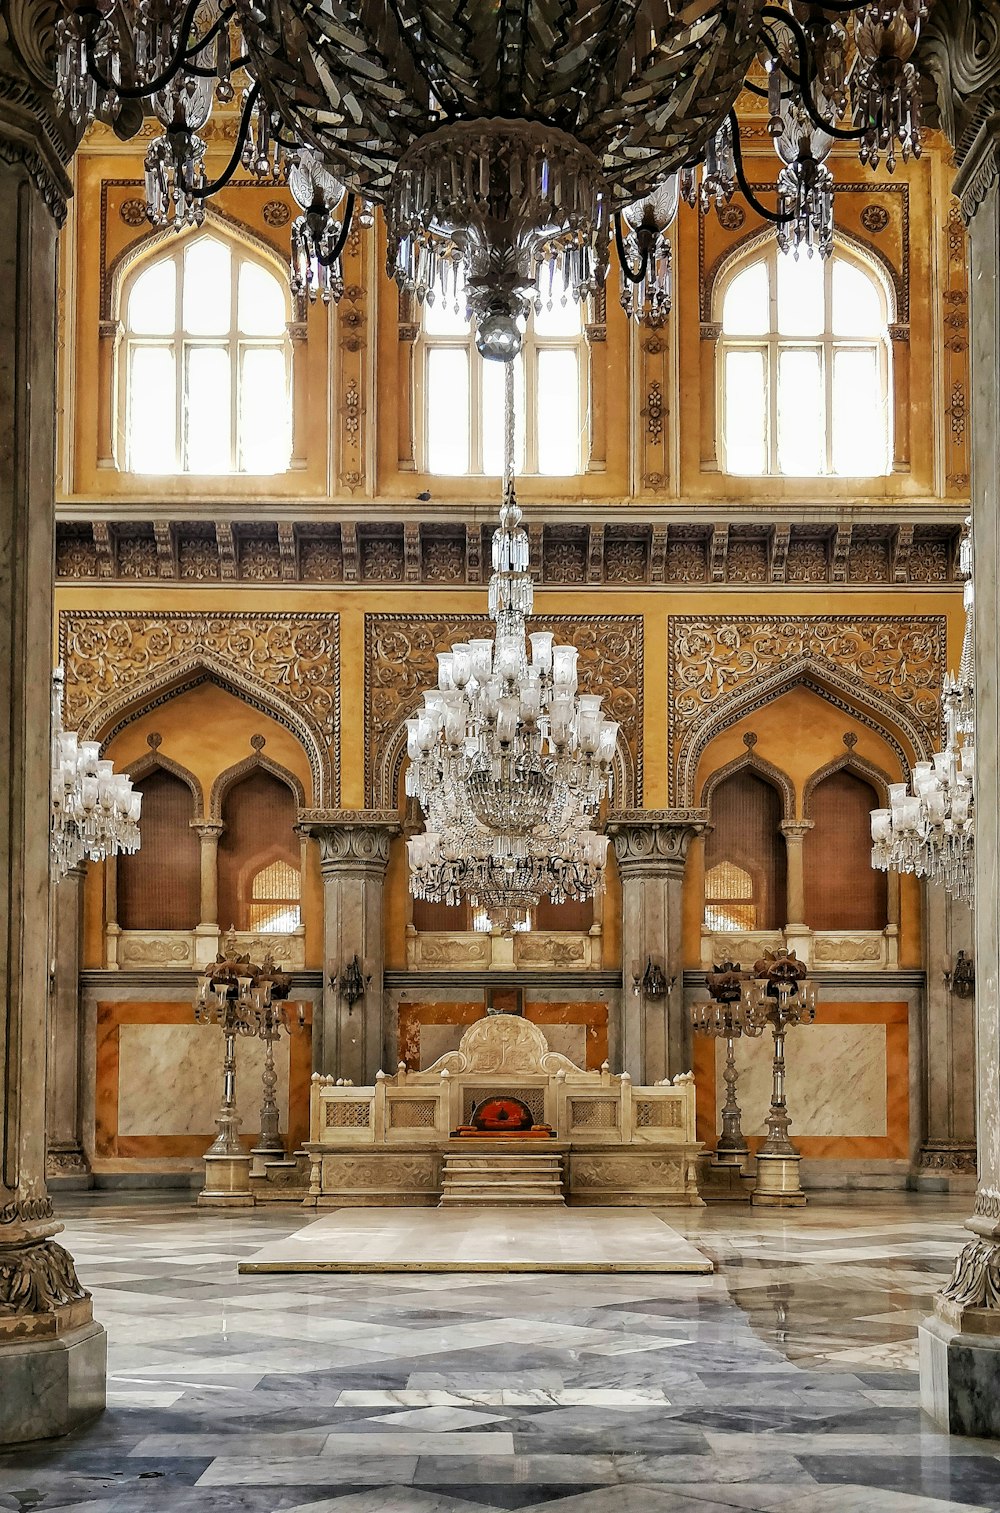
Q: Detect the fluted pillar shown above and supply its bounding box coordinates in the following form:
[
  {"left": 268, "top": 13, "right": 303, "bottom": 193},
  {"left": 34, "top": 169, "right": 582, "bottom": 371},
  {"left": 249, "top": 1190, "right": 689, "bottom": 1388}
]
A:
[
  {"left": 918, "top": 22, "right": 1000, "bottom": 1433},
  {"left": 0, "top": 18, "right": 105, "bottom": 1444},
  {"left": 779, "top": 820, "right": 813, "bottom": 930},
  {"left": 305, "top": 810, "right": 399, "bottom": 1084},
  {"left": 46, "top": 864, "right": 89, "bottom": 1186},
  {"left": 917, "top": 884, "right": 976, "bottom": 1190},
  {"left": 607, "top": 809, "right": 709, "bottom": 1082}
]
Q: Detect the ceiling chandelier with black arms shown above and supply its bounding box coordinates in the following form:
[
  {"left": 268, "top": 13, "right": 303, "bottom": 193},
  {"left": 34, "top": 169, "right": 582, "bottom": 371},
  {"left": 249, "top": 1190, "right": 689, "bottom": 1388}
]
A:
[{"left": 56, "top": 1, "right": 928, "bottom": 350}]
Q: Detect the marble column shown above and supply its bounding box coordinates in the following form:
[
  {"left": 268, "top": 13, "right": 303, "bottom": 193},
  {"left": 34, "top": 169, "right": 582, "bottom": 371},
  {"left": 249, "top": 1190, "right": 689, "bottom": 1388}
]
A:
[
  {"left": 607, "top": 809, "right": 709, "bottom": 1083},
  {"left": 0, "top": 20, "right": 106, "bottom": 1444},
  {"left": 305, "top": 811, "right": 399, "bottom": 1084},
  {"left": 780, "top": 819, "right": 814, "bottom": 963},
  {"left": 46, "top": 865, "right": 90, "bottom": 1188},
  {"left": 193, "top": 821, "right": 224, "bottom": 965},
  {"left": 918, "top": 15, "right": 1000, "bottom": 1433},
  {"left": 917, "top": 884, "right": 976, "bottom": 1192}
]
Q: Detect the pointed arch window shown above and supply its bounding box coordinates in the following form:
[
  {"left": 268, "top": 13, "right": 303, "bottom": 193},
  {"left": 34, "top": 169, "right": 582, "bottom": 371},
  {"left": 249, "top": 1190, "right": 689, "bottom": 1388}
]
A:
[
  {"left": 248, "top": 858, "right": 301, "bottom": 933},
  {"left": 121, "top": 232, "right": 292, "bottom": 475},
  {"left": 704, "top": 861, "right": 756, "bottom": 932},
  {"left": 718, "top": 242, "right": 892, "bottom": 477}
]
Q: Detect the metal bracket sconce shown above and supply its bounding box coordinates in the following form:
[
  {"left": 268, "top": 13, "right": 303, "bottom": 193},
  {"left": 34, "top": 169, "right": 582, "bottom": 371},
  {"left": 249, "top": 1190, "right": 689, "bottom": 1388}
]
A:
[
  {"left": 944, "top": 950, "right": 975, "bottom": 1000},
  {"left": 631, "top": 958, "right": 676, "bottom": 1001},
  {"left": 329, "top": 955, "right": 371, "bottom": 1014}
]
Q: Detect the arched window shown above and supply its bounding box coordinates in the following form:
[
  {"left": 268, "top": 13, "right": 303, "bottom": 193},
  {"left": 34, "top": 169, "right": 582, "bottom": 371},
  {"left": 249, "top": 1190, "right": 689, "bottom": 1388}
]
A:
[
  {"left": 118, "top": 768, "right": 200, "bottom": 931},
  {"left": 248, "top": 858, "right": 301, "bottom": 934},
  {"left": 121, "top": 232, "right": 292, "bottom": 475},
  {"left": 418, "top": 276, "right": 587, "bottom": 476},
  {"left": 805, "top": 769, "right": 887, "bottom": 930},
  {"left": 705, "top": 861, "right": 756, "bottom": 932},
  {"left": 718, "top": 242, "right": 891, "bottom": 477},
  {"left": 703, "top": 769, "right": 786, "bottom": 931},
  {"left": 217, "top": 769, "right": 300, "bottom": 932}
]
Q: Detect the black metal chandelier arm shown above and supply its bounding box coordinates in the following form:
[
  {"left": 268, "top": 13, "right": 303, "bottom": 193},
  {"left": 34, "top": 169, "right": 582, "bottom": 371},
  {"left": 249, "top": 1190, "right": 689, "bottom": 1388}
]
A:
[
  {"left": 727, "top": 109, "right": 792, "bottom": 226},
  {"left": 83, "top": 0, "right": 205, "bottom": 99},
  {"left": 182, "top": 6, "right": 238, "bottom": 59},
  {"left": 183, "top": 81, "right": 260, "bottom": 197},
  {"left": 314, "top": 193, "right": 357, "bottom": 267},
  {"left": 613, "top": 212, "right": 650, "bottom": 285},
  {"left": 760, "top": 7, "right": 866, "bottom": 142}
]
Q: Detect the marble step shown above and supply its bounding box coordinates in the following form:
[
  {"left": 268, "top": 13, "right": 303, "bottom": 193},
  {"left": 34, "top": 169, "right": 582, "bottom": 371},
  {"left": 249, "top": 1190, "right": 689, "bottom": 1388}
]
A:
[{"left": 440, "top": 1150, "right": 566, "bottom": 1206}]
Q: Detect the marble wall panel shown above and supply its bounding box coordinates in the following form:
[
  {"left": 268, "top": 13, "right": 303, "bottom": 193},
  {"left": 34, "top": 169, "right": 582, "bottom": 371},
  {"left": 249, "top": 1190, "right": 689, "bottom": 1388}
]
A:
[
  {"left": 118, "top": 1024, "right": 290, "bottom": 1137},
  {"left": 400, "top": 1003, "right": 609, "bottom": 1073},
  {"left": 716, "top": 1024, "right": 886, "bottom": 1138}
]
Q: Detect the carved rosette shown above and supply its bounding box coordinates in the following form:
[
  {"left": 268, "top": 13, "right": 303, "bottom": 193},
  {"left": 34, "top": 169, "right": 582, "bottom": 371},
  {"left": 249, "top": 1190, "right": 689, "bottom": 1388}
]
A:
[
  {"left": 0, "top": 1237, "right": 89, "bottom": 1314},
  {"left": 607, "top": 809, "right": 710, "bottom": 876}
]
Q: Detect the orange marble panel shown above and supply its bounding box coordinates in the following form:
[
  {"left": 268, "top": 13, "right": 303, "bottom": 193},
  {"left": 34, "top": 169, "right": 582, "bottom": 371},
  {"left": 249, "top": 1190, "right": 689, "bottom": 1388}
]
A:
[
  {"left": 95, "top": 999, "right": 312, "bottom": 1159},
  {"left": 694, "top": 1001, "right": 909, "bottom": 1161}
]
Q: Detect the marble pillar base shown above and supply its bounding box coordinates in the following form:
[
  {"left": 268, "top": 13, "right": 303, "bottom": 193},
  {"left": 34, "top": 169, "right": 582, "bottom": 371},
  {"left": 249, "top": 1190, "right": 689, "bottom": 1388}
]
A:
[
  {"left": 199, "top": 1153, "right": 253, "bottom": 1207},
  {"left": 0, "top": 1314, "right": 106, "bottom": 1446},
  {"left": 920, "top": 1311, "right": 1000, "bottom": 1438},
  {"left": 752, "top": 1152, "right": 807, "bottom": 1207}
]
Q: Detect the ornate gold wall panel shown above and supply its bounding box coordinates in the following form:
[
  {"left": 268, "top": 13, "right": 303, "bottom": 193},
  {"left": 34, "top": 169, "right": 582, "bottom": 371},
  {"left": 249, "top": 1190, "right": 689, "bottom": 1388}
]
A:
[
  {"left": 365, "top": 613, "right": 642, "bottom": 808},
  {"left": 668, "top": 615, "right": 947, "bottom": 804},
  {"left": 59, "top": 611, "right": 340, "bottom": 806}
]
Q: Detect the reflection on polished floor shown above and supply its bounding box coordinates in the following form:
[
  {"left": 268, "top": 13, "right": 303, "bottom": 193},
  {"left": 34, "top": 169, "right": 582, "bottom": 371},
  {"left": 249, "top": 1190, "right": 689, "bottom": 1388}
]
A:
[{"left": 2, "top": 1193, "right": 998, "bottom": 1513}]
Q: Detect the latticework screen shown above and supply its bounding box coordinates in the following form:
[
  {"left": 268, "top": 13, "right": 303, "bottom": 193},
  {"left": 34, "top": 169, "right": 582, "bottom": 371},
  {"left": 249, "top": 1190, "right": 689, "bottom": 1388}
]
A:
[
  {"left": 805, "top": 769, "right": 887, "bottom": 930},
  {"left": 218, "top": 769, "right": 299, "bottom": 933},
  {"left": 704, "top": 769, "right": 786, "bottom": 930},
  {"left": 118, "top": 767, "right": 200, "bottom": 930}
]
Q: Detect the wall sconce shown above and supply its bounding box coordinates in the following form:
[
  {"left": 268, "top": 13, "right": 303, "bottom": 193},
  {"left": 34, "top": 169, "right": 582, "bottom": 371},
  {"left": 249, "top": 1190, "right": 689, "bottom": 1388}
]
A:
[
  {"left": 329, "top": 955, "right": 371, "bottom": 1013},
  {"left": 631, "top": 958, "right": 675, "bottom": 1000},
  {"left": 944, "top": 950, "right": 975, "bottom": 1000}
]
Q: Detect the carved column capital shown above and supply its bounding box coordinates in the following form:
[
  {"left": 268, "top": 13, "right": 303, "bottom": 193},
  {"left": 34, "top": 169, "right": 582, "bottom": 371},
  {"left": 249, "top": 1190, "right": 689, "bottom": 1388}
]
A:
[
  {"left": 301, "top": 809, "right": 400, "bottom": 873},
  {"left": 779, "top": 820, "right": 815, "bottom": 840},
  {"left": 919, "top": 1, "right": 1000, "bottom": 214},
  {"left": 607, "top": 808, "right": 710, "bottom": 875},
  {"left": 191, "top": 821, "right": 224, "bottom": 839},
  {"left": 0, "top": 13, "right": 75, "bottom": 225}
]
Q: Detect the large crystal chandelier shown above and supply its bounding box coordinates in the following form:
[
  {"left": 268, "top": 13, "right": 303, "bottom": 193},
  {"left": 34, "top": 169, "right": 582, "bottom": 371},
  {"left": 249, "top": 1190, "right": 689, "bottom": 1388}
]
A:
[
  {"left": 871, "top": 520, "right": 975, "bottom": 903},
  {"left": 405, "top": 369, "right": 613, "bottom": 934},
  {"left": 50, "top": 668, "right": 142, "bottom": 878},
  {"left": 56, "top": 3, "right": 929, "bottom": 340}
]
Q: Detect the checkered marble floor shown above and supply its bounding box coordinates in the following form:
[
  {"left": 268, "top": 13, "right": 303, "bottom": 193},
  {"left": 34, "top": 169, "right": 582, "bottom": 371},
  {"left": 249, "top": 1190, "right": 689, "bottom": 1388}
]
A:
[{"left": 2, "top": 1193, "right": 998, "bottom": 1513}]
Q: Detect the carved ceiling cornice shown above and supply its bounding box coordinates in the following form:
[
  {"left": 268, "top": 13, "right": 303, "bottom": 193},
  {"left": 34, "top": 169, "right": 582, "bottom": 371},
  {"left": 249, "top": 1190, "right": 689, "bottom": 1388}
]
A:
[
  {"left": 919, "top": 0, "right": 1000, "bottom": 212},
  {"left": 0, "top": 2, "right": 76, "bottom": 223},
  {"left": 54, "top": 518, "right": 965, "bottom": 590}
]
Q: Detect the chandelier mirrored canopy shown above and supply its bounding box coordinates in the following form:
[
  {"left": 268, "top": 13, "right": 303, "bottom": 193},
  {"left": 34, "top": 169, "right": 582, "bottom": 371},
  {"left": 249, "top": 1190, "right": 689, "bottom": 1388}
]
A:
[
  {"left": 57, "top": 1, "right": 929, "bottom": 340},
  {"left": 871, "top": 519, "right": 975, "bottom": 903},
  {"left": 50, "top": 668, "right": 142, "bottom": 878}
]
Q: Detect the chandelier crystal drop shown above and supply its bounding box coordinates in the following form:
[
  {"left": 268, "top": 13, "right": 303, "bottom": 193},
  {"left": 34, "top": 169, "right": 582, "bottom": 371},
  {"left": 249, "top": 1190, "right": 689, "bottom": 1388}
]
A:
[
  {"left": 50, "top": 668, "right": 142, "bottom": 878},
  {"left": 871, "top": 517, "right": 975, "bottom": 903},
  {"left": 618, "top": 176, "right": 679, "bottom": 323},
  {"left": 405, "top": 366, "right": 614, "bottom": 934}
]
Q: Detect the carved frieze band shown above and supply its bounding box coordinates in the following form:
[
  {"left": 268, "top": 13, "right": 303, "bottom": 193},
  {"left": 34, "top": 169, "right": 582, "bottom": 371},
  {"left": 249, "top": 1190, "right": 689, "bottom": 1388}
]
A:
[
  {"left": 365, "top": 613, "right": 643, "bottom": 808},
  {"left": 58, "top": 611, "right": 340, "bottom": 806},
  {"left": 668, "top": 615, "right": 947, "bottom": 804},
  {"left": 55, "top": 520, "right": 965, "bottom": 588}
]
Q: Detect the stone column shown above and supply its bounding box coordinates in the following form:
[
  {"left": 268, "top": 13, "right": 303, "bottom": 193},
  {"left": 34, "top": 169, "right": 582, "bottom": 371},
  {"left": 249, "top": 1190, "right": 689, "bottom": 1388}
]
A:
[
  {"left": 607, "top": 809, "right": 709, "bottom": 1083},
  {"left": 192, "top": 821, "right": 223, "bottom": 965},
  {"left": 918, "top": 18, "right": 1000, "bottom": 1433},
  {"left": 0, "top": 21, "right": 106, "bottom": 1444},
  {"left": 917, "top": 884, "right": 976, "bottom": 1191},
  {"left": 46, "top": 864, "right": 90, "bottom": 1187},
  {"left": 305, "top": 811, "right": 398, "bottom": 1084},
  {"left": 780, "top": 819, "right": 814, "bottom": 963}
]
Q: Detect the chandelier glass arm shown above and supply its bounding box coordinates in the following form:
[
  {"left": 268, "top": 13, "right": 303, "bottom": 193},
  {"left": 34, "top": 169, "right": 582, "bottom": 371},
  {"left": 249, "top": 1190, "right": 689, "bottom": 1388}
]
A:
[
  {"left": 613, "top": 211, "right": 650, "bottom": 286},
  {"left": 178, "top": 82, "right": 261, "bottom": 197},
  {"left": 82, "top": 0, "right": 211, "bottom": 99},
  {"left": 727, "top": 110, "right": 792, "bottom": 226},
  {"left": 317, "top": 192, "right": 357, "bottom": 267},
  {"left": 760, "top": 7, "right": 866, "bottom": 143}
]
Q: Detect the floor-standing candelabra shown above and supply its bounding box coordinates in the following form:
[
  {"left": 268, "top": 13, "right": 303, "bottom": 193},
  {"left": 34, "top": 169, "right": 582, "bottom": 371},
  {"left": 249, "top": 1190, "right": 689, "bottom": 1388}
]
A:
[
  {"left": 691, "top": 962, "right": 765, "bottom": 1201},
  {"left": 250, "top": 954, "right": 300, "bottom": 1163},
  {"left": 744, "top": 949, "right": 816, "bottom": 1208}
]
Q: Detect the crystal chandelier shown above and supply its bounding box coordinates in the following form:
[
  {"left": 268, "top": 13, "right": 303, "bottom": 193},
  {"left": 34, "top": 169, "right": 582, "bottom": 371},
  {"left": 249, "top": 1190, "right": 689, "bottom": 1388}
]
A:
[
  {"left": 871, "top": 519, "right": 975, "bottom": 903},
  {"left": 405, "top": 368, "right": 613, "bottom": 934},
  {"left": 56, "top": 3, "right": 929, "bottom": 341},
  {"left": 50, "top": 667, "right": 142, "bottom": 878}
]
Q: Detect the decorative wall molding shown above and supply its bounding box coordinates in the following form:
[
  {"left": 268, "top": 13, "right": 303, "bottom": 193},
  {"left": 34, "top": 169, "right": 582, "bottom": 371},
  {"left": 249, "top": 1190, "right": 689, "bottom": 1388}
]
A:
[
  {"left": 365, "top": 613, "right": 643, "bottom": 808},
  {"left": 58, "top": 611, "right": 340, "bottom": 806},
  {"left": 55, "top": 519, "right": 966, "bottom": 588},
  {"left": 669, "top": 616, "right": 947, "bottom": 804}
]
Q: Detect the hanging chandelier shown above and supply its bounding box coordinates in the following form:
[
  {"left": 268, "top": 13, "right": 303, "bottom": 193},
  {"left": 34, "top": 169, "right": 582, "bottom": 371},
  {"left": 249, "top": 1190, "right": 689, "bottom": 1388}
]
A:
[
  {"left": 56, "top": 2, "right": 928, "bottom": 338},
  {"left": 50, "top": 667, "right": 142, "bottom": 878},
  {"left": 405, "top": 368, "right": 613, "bottom": 934},
  {"left": 871, "top": 519, "right": 975, "bottom": 904}
]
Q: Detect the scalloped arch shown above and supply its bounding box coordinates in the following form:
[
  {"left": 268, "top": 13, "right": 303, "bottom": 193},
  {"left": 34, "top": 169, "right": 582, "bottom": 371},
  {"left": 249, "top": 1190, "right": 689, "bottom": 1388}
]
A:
[
  {"left": 699, "top": 749, "right": 796, "bottom": 822},
  {"left": 124, "top": 749, "right": 205, "bottom": 820},
  {"left": 209, "top": 752, "right": 307, "bottom": 824},
  {"left": 802, "top": 752, "right": 895, "bottom": 815}
]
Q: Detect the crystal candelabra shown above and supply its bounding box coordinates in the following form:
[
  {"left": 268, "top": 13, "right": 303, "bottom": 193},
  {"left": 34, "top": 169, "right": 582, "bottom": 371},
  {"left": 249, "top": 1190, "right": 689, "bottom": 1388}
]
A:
[
  {"left": 50, "top": 667, "right": 142, "bottom": 878},
  {"left": 743, "top": 949, "right": 816, "bottom": 1206},
  {"left": 871, "top": 518, "right": 975, "bottom": 903},
  {"left": 195, "top": 934, "right": 298, "bottom": 1160},
  {"left": 406, "top": 365, "right": 613, "bottom": 934},
  {"left": 55, "top": 2, "right": 930, "bottom": 340},
  {"left": 693, "top": 962, "right": 765, "bottom": 1163}
]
